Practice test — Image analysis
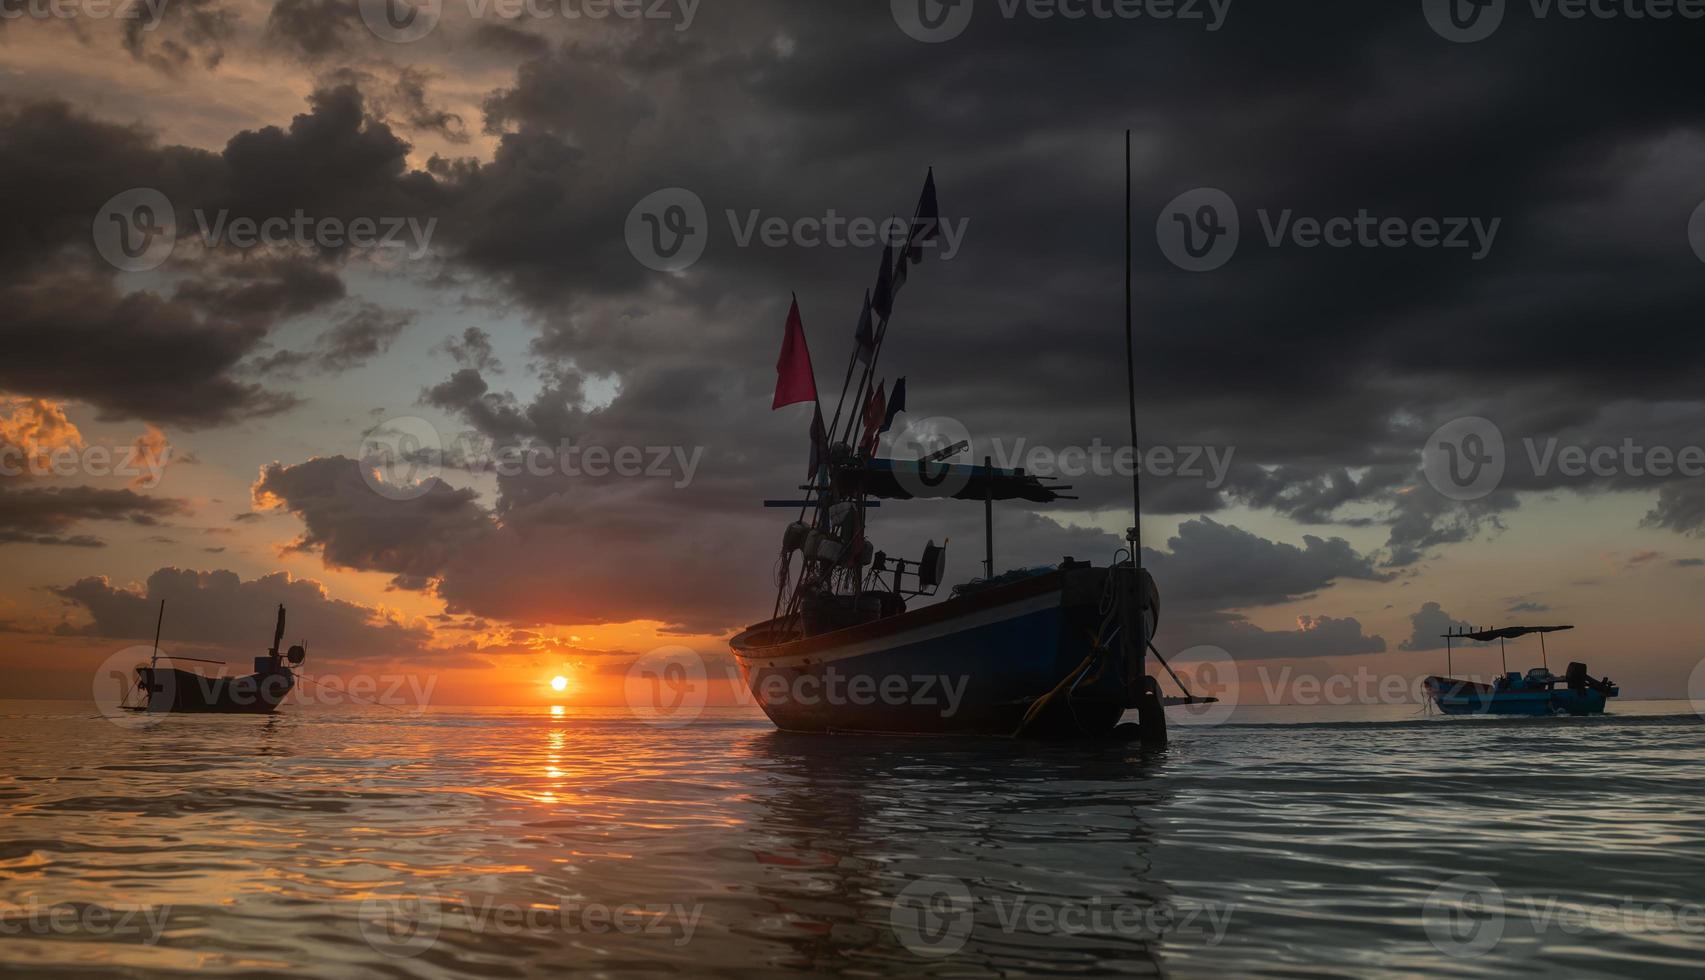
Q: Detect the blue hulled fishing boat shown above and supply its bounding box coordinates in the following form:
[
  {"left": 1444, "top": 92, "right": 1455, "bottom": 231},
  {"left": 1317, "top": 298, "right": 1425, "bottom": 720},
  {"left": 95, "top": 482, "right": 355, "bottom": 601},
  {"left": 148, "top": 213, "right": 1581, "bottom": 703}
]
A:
[
  {"left": 730, "top": 141, "right": 1209, "bottom": 741},
  {"left": 1423, "top": 625, "right": 1619, "bottom": 716}
]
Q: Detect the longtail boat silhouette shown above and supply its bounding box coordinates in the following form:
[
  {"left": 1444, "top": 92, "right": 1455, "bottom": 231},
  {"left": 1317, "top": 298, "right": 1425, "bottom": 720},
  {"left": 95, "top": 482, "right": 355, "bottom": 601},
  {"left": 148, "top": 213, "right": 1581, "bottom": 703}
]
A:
[
  {"left": 123, "top": 600, "right": 306, "bottom": 715},
  {"left": 1424, "top": 624, "right": 1618, "bottom": 716},
  {"left": 730, "top": 136, "right": 1213, "bottom": 741}
]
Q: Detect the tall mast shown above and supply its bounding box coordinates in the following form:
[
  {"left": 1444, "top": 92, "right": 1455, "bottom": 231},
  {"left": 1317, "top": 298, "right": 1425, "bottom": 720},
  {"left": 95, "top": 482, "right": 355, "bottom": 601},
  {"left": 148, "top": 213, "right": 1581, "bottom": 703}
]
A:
[
  {"left": 150, "top": 599, "right": 164, "bottom": 671},
  {"left": 1123, "top": 130, "right": 1143, "bottom": 564}
]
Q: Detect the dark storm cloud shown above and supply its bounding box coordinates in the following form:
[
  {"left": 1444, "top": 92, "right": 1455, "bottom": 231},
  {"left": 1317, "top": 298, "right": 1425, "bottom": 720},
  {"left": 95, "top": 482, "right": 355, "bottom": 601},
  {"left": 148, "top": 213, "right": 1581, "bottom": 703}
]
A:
[
  {"left": 254, "top": 302, "right": 413, "bottom": 376},
  {"left": 264, "top": 0, "right": 361, "bottom": 60},
  {"left": 393, "top": 67, "right": 472, "bottom": 144},
  {"left": 1140, "top": 517, "right": 1392, "bottom": 610},
  {"left": 317, "top": 66, "right": 471, "bottom": 145},
  {"left": 252, "top": 455, "right": 493, "bottom": 590},
  {"left": 249, "top": 452, "right": 774, "bottom": 632},
  {"left": 0, "top": 531, "right": 105, "bottom": 548},
  {"left": 421, "top": 369, "right": 535, "bottom": 444},
  {"left": 124, "top": 0, "right": 236, "bottom": 73},
  {"left": 0, "top": 270, "right": 299, "bottom": 426},
  {"left": 0, "top": 87, "right": 433, "bottom": 427},
  {"left": 172, "top": 256, "right": 347, "bottom": 321},
  {"left": 50, "top": 566, "right": 430, "bottom": 659},
  {"left": 1643, "top": 481, "right": 1705, "bottom": 536},
  {"left": 1397, "top": 602, "right": 1473, "bottom": 653},
  {"left": 303, "top": 3, "right": 1705, "bottom": 570},
  {"left": 12, "top": 1, "right": 1705, "bottom": 635},
  {"left": 0, "top": 486, "right": 190, "bottom": 546},
  {"left": 472, "top": 22, "right": 550, "bottom": 57},
  {"left": 435, "top": 327, "right": 503, "bottom": 373},
  {"left": 1180, "top": 612, "right": 1386, "bottom": 661}
]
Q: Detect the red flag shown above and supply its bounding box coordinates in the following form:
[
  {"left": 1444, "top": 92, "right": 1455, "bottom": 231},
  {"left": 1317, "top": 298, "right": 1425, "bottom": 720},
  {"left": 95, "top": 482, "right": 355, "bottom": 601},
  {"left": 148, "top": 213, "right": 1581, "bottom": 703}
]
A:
[
  {"left": 772, "top": 296, "right": 818, "bottom": 410},
  {"left": 860, "top": 380, "right": 886, "bottom": 454}
]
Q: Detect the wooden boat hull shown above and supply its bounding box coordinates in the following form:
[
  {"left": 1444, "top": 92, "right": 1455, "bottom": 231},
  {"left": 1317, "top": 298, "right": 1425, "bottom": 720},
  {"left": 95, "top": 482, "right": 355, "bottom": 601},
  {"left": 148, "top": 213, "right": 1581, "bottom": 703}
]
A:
[
  {"left": 134, "top": 666, "right": 295, "bottom": 714},
  {"left": 730, "top": 567, "right": 1137, "bottom": 737}
]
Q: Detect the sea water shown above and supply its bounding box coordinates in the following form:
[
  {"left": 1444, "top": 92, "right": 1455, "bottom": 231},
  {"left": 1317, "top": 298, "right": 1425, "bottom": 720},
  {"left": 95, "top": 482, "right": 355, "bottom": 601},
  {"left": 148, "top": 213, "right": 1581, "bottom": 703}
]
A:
[{"left": 1, "top": 700, "right": 1701, "bottom": 977}]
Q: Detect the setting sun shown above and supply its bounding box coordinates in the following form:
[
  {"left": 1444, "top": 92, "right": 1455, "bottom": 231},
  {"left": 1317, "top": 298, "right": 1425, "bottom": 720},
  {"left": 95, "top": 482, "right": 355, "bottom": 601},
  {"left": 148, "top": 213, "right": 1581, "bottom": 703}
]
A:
[{"left": 550, "top": 676, "right": 569, "bottom": 693}]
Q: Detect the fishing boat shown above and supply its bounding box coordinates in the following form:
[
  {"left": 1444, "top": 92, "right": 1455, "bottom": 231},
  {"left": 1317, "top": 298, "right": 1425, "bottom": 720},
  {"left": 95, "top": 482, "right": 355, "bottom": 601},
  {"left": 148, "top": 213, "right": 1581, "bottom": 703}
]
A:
[
  {"left": 1423, "top": 625, "right": 1618, "bottom": 716},
  {"left": 124, "top": 601, "right": 306, "bottom": 714},
  {"left": 729, "top": 138, "right": 1210, "bottom": 741}
]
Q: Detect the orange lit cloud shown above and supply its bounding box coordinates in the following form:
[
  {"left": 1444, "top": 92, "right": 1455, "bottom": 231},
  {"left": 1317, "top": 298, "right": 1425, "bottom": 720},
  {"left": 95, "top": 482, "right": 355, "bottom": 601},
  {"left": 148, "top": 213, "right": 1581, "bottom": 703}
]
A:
[{"left": 0, "top": 395, "right": 84, "bottom": 480}]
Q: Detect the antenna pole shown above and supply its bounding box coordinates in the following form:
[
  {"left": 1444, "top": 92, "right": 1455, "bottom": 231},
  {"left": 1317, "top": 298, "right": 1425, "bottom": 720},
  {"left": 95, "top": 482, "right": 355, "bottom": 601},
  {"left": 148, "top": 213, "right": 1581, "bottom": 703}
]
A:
[
  {"left": 1123, "top": 130, "right": 1142, "bottom": 564},
  {"left": 150, "top": 599, "right": 164, "bottom": 671},
  {"left": 1500, "top": 637, "right": 1507, "bottom": 675},
  {"left": 1446, "top": 631, "right": 1452, "bottom": 677},
  {"left": 983, "top": 455, "right": 994, "bottom": 579},
  {"left": 1540, "top": 632, "right": 1548, "bottom": 672}
]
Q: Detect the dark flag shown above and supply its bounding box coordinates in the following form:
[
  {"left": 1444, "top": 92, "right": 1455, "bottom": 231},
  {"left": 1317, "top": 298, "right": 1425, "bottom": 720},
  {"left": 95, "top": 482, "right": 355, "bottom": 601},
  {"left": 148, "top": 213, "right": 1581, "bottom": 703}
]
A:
[
  {"left": 872, "top": 243, "right": 895, "bottom": 321},
  {"left": 879, "top": 377, "right": 907, "bottom": 434},
  {"left": 907, "top": 168, "right": 940, "bottom": 264},
  {"left": 860, "top": 380, "right": 887, "bottom": 454},
  {"left": 807, "top": 404, "right": 827, "bottom": 479},
  {"left": 772, "top": 295, "right": 818, "bottom": 410},
  {"left": 854, "top": 290, "right": 875, "bottom": 365}
]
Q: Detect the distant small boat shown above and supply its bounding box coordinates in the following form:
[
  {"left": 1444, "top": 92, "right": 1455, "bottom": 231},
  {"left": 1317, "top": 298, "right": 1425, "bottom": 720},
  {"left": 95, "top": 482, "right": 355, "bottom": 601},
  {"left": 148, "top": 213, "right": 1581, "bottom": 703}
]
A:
[
  {"left": 125, "top": 601, "right": 306, "bottom": 715},
  {"left": 1423, "top": 625, "right": 1618, "bottom": 716}
]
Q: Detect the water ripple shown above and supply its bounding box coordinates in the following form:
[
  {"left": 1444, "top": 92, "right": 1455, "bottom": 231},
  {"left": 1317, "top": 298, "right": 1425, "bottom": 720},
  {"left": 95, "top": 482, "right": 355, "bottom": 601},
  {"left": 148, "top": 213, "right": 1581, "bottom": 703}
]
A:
[{"left": 2, "top": 701, "right": 1702, "bottom": 977}]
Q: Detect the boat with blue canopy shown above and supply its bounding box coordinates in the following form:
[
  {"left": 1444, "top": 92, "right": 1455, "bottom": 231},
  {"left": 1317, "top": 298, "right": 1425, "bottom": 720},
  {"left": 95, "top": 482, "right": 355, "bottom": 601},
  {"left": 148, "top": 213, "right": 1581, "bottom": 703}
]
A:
[{"left": 1423, "top": 624, "right": 1618, "bottom": 716}]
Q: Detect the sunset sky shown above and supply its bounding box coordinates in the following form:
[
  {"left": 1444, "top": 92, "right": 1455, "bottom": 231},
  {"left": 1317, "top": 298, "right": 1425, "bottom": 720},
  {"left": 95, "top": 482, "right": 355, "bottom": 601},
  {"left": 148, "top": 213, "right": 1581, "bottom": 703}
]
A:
[{"left": 3, "top": 1, "right": 1703, "bottom": 707}]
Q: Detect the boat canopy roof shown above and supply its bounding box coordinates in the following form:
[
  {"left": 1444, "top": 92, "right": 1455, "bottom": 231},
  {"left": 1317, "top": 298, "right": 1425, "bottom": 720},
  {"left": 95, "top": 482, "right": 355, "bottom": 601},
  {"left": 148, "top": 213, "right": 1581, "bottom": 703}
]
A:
[
  {"left": 862, "top": 457, "right": 1070, "bottom": 503},
  {"left": 1444, "top": 625, "right": 1574, "bottom": 642}
]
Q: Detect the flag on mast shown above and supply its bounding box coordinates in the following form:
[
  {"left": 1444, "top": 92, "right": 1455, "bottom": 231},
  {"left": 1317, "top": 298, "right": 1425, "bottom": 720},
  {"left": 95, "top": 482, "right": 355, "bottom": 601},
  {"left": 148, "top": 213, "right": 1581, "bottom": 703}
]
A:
[
  {"left": 860, "top": 380, "right": 887, "bottom": 454},
  {"left": 772, "top": 295, "right": 818, "bottom": 409},
  {"left": 872, "top": 244, "right": 895, "bottom": 321},
  {"left": 854, "top": 290, "right": 875, "bottom": 365},
  {"left": 906, "top": 168, "right": 939, "bottom": 263},
  {"left": 879, "top": 377, "right": 907, "bottom": 434},
  {"left": 807, "top": 405, "right": 827, "bottom": 479}
]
